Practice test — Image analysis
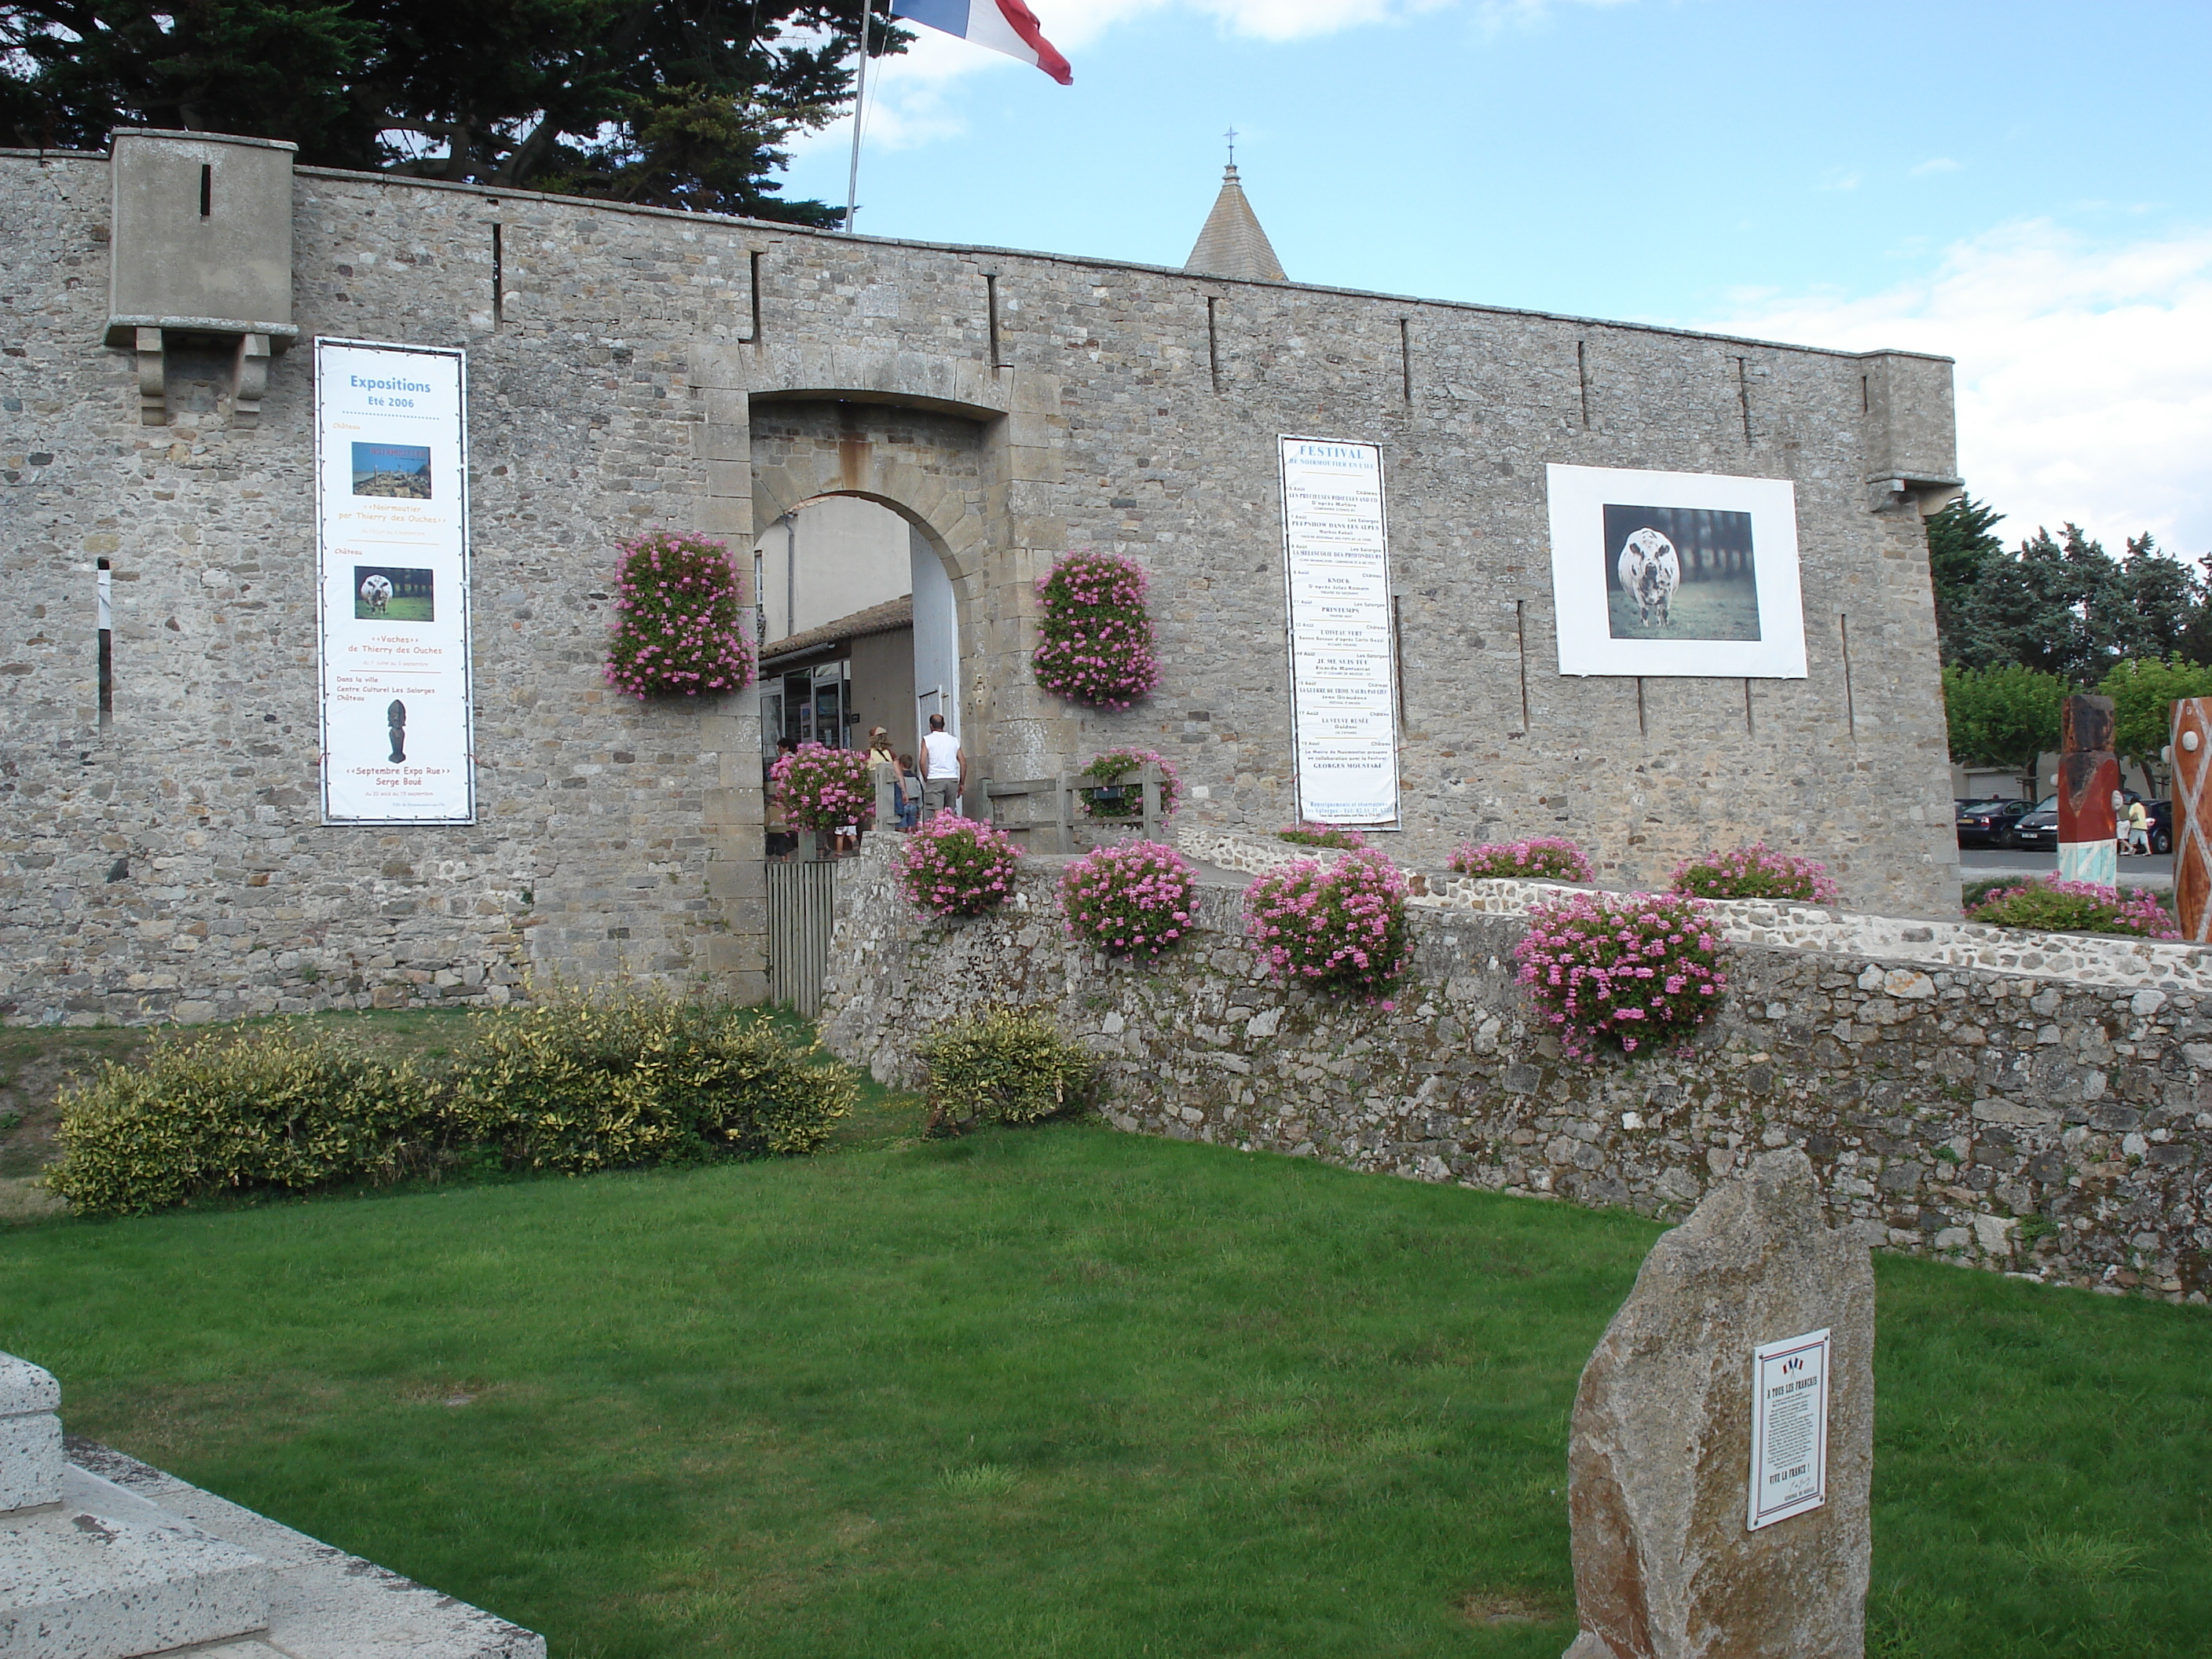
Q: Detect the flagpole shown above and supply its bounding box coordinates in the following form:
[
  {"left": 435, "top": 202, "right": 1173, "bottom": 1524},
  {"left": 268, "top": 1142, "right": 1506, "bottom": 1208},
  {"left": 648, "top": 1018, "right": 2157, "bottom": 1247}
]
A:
[{"left": 843, "top": 0, "right": 870, "bottom": 232}]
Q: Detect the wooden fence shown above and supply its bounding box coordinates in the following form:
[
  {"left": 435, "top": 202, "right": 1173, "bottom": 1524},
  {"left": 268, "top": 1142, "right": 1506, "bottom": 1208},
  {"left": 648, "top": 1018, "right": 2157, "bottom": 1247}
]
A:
[{"left": 765, "top": 857, "right": 839, "bottom": 1016}]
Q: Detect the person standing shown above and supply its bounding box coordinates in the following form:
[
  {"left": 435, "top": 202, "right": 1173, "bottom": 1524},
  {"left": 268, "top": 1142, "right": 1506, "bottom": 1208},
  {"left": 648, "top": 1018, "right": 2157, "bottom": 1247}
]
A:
[
  {"left": 2127, "top": 797, "right": 2152, "bottom": 856},
  {"left": 764, "top": 736, "right": 799, "bottom": 861},
  {"left": 920, "top": 713, "right": 965, "bottom": 821}
]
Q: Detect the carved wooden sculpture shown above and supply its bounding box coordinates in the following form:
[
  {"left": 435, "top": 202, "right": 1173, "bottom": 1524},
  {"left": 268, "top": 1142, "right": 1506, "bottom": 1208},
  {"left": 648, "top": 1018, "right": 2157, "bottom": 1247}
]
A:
[
  {"left": 2056, "top": 694, "right": 2118, "bottom": 888},
  {"left": 2172, "top": 698, "right": 2212, "bottom": 942}
]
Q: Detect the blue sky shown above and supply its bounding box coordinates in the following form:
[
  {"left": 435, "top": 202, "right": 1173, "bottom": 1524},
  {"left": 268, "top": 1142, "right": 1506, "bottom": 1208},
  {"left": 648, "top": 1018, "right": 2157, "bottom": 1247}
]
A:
[{"left": 782, "top": 0, "right": 2212, "bottom": 555}]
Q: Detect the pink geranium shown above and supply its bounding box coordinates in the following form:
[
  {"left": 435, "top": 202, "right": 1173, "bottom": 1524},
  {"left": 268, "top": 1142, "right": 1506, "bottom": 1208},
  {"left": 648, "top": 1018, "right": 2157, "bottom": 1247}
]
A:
[
  {"left": 1451, "top": 837, "right": 1594, "bottom": 882},
  {"left": 1062, "top": 840, "right": 1196, "bottom": 956},
  {"left": 897, "top": 814, "right": 1024, "bottom": 917},
  {"left": 771, "top": 744, "right": 875, "bottom": 833},
  {"left": 1243, "top": 848, "right": 1412, "bottom": 1002},
  {"left": 603, "top": 528, "right": 756, "bottom": 699},
  {"left": 1031, "top": 551, "right": 1160, "bottom": 710},
  {"left": 1671, "top": 843, "right": 1840, "bottom": 905},
  {"left": 1513, "top": 891, "right": 1725, "bottom": 1060}
]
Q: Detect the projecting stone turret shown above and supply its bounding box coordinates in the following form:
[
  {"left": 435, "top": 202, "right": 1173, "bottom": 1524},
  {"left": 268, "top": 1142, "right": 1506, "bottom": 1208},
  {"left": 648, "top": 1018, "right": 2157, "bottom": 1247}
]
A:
[{"left": 1184, "top": 163, "right": 1286, "bottom": 283}]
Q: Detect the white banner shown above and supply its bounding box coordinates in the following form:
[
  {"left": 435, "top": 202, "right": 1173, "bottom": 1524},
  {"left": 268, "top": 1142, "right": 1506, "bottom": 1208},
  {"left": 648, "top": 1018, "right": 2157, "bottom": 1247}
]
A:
[
  {"left": 1280, "top": 436, "right": 1398, "bottom": 826},
  {"left": 316, "top": 339, "right": 475, "bottom": 823}
]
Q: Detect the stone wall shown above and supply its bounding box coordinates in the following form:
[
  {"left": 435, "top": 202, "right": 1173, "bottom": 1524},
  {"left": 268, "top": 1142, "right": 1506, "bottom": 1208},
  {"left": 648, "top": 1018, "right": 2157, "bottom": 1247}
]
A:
[
  {"left": 5, "top": 137, "right": 1960, "bottom": 1023},
  {"left": 820, "top": 837, "right": 2212, "bottom": 1303}
]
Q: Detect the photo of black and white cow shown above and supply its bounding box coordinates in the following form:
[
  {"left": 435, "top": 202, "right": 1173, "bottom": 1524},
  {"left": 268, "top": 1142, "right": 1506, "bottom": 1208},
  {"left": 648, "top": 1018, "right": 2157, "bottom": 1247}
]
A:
[
  {"left": 351, "top": 565, "right": 436, "bottom": 621},
  {"left": 358, "top": 573, "right": 394, "bottom": 614},
  {"left": 1615, "top": 527, "right": 1679, "bottom": 627},
  {"left": 1601, "top": 504, "right": 1760, "bottom": 642}
]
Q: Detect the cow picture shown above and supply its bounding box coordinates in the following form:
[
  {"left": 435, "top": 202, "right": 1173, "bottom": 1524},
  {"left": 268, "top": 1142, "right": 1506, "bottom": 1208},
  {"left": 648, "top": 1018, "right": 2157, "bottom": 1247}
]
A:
[
  {"left": 1602, "top": 503, "right": 1760, "bottom": 642},
  {"left": 1616, "top": 528, "right": 1679, "bottom": 627},
  {"left": 352, "top": 565, "right": 436, "bottom": 621}
]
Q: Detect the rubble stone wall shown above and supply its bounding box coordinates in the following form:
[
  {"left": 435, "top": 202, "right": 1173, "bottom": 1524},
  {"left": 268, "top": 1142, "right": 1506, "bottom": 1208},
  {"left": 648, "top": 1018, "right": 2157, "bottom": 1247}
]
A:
[{"left": 821, "top": 839, "right": 2212, "bottom": 1303}]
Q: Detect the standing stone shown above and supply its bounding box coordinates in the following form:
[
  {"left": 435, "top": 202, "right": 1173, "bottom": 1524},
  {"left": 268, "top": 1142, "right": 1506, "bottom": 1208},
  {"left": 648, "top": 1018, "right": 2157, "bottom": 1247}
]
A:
[
  {"left": 2056, "top": 694, "right": 2119, "bottom": 889},
  {"left": 1562, "top": 1148, "right": 1874, "bottom": 1659},
  {"left": 2172, "top": 697, "right": 2212, "bottom": 942}
]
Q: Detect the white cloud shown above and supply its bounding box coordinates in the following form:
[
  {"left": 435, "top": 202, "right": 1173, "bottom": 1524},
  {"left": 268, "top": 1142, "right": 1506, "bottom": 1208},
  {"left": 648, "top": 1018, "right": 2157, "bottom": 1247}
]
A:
[
  {"left": 1818, "top": 167, "right": 1861, "bottom": 192},
  {"left": 1705, "top": 220, "right": 2212, "bottom": 557},
  {"left": 1909, "top": 156, "right": 1961, "bottom": 177}
]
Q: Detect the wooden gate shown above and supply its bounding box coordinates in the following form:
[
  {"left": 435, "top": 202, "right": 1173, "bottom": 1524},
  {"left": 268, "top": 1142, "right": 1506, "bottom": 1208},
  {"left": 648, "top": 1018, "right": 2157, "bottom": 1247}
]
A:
[{"left": 766, "top": 859, "right": 838, "bottom": 1016}]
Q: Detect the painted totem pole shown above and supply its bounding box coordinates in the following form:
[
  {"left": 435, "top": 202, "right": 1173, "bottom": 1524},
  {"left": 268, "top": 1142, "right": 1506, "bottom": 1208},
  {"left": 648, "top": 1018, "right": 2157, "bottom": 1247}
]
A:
[
  {"left": 2056, "top": 694, "right": 2118, "bottom": 888},
  {"left": 2172, "top": 698, "right": 2212, "bottom": 942}
]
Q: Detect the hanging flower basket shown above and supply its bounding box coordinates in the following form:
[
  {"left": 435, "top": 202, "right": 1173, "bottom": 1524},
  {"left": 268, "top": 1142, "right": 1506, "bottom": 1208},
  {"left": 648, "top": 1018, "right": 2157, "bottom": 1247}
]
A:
[
  {"left": 603, "top": 528, "right": 756, "bottom": 699},
  {"left": 1031, "top": 551, "right": 1160, "bottom": 710},
  {"left": 770, "top": 743, "right": 875, "bottom": 833},
  {"left": 1077, "top": 749, "right": 1181, "bottom": 820}
]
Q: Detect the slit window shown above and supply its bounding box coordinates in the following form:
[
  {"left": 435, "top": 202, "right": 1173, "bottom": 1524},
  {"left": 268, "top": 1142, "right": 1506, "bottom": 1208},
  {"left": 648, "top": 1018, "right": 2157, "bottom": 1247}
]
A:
[
  {"left": 199, "top": 163, "right": 211, "bottom": 218},
  {"left": 97, "top": 558, "right": 113, "bottom": 725}
]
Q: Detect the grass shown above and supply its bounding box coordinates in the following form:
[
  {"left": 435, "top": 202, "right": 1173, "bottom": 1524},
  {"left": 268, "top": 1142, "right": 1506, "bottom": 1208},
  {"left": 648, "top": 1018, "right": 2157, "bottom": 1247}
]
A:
[
  {"left": 354, "top": 596, "right": 436, "bottom": 621},
  {"left": 3, "top": 1101, "right": 2210, "bottom": 1657},
  {"left": 1606, "top": 574, "right": 1760, "bottom": 642}
]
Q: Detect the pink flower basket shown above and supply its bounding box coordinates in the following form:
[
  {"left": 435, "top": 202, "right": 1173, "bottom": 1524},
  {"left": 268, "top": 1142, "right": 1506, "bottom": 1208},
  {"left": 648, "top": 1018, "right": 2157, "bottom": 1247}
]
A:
[
  {"left": 770, "top": 744, "right": 875, "bottom": 833},
  {"left": 603, "top": 528, "right": 756, "bottom": 699},
  {"left": 1513, "top": 890, "right": 1725, "bottom": 1060},
  {"left": 1243, "top": 848, "right": 1412, "bottom": 1002},
  {"left": 1031, "top": 551, "right": 1160, "bottom": 710},
  {"left": 897, "top": 814, "right": 1024, "bottom": 917},
  {"left": 1671, "top": 843, "right": 1840, "bottom": 905},
  {"left": 1061, "top": 840, "right": 1197, "bottom": 957},
  {"left": 1450, "top": 837, "right": 1594, "bottom": 882}
]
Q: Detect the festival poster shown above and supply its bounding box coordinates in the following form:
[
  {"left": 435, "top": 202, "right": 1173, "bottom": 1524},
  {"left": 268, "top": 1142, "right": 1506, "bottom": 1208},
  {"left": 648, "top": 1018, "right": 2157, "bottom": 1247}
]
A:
[
  {"left": 1280, "top": 436, "right": 1399, "bottom": 826},
  {"left": 315, "top": 339, "right": 476, "bottom": 823}
]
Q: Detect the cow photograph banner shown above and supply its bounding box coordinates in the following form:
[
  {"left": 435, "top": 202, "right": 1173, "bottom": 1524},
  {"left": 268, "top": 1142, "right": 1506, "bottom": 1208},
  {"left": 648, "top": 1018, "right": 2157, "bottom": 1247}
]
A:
[
  {"left": 1545, "top": 464, "right": 1807, "bottom": 678},
  {"left": 315, "top": 339, "right": 476, "bottom": 822}
]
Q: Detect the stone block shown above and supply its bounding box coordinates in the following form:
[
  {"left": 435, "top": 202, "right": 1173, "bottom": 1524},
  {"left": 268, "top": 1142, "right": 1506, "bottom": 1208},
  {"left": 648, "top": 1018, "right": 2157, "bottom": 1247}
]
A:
[
  {"left": 1562, "top": 1148, "right": 1874, "bottom": 1658},
  {"left": 0, "top": 1354, "right": 64, "bottom": 1512}
]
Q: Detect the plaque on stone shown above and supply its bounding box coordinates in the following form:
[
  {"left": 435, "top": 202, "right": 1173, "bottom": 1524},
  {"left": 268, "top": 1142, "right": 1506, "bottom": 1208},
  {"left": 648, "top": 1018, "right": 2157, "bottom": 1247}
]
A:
[{"left": 1748, "top": 1328, "right": 1830, "bottom": 1529}]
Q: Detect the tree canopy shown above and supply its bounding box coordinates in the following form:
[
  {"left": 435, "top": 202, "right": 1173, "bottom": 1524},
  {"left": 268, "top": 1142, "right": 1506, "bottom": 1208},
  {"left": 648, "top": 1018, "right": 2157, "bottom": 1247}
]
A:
[
  {"left": 2097, "top": 656, "right": 2212, "bottom": 786},
  {"left": 1941, "top": 662, "right": 2067, "bottom": 794},
  {"left": 0, "top": 0, "right": 905, "bottom": 223}
]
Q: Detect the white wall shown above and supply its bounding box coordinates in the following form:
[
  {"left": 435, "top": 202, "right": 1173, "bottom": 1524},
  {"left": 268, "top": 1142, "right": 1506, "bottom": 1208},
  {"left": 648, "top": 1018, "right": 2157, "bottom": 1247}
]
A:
[
  {"left": 752, "top": 495, "right": 911, "bottom": 641},
  {"left": 911, "top": 524, "right": 959, "bottom": 745}
]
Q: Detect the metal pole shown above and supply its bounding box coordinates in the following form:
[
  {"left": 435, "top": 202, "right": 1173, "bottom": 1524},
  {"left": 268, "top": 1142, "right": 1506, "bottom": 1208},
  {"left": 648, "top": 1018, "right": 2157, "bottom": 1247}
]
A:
[{"left": 843, "top": 0, "right": 870, "bottom": 233}]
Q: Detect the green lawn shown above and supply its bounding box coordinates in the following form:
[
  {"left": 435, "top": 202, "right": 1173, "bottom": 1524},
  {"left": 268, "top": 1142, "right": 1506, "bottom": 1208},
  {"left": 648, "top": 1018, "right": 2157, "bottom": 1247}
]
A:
[
  {"left": 3, "top": 1112, "right": 2207, "bottom": 1657},
  {"left": 1606, "top": 575, "right": 1760, "bottom": 641}
]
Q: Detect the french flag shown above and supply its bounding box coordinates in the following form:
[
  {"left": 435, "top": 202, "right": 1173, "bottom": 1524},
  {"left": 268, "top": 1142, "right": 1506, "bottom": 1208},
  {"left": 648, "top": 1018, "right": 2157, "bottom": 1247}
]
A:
[{"left": 891, "top": 0, "right": 1073, "bottom": 84}]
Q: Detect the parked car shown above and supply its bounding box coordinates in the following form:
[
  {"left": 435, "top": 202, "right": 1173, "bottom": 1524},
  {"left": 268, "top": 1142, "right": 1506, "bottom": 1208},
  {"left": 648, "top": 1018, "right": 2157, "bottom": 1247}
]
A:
[
  {"left": 1954, "top": 797, "right": 2032, "bottom": 848},
  {"left": 2009, "top": 796, "right": 2060, "bottom": 851}
]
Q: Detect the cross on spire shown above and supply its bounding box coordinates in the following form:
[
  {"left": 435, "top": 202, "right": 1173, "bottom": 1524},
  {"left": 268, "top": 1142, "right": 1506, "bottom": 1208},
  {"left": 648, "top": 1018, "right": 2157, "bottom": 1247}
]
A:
[{"left": 1225, "top": 126, "right": 1238, "bottom": 170}]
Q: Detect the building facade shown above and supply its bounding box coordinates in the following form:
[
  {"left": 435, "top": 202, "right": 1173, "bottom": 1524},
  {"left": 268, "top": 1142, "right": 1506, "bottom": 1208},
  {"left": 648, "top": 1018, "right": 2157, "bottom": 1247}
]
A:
[{"left": 1, "top": 132, "right": 1962, "bottom": 1026}]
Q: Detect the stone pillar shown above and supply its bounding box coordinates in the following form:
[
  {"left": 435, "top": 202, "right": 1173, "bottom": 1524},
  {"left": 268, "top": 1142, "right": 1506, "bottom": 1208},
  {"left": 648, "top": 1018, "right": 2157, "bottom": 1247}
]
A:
[
  {"left": 1561, "top": 1149, "right": 1874, "bottom": 1659},
  {"left": 2173, "top": 698, "right": 2212, "bottom": 942},
  {"left": 2056, "top": 694, "right": 2118, "bottom": 888},
  {"left": 1, "top": 1351, "right": 64, "bottom": 1511}
]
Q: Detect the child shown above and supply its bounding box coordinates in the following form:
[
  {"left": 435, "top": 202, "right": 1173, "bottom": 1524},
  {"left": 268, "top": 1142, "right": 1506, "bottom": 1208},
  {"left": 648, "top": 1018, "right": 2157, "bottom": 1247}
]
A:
[{"left": 896, "top": 753, "right": 923, "bottom": 831}]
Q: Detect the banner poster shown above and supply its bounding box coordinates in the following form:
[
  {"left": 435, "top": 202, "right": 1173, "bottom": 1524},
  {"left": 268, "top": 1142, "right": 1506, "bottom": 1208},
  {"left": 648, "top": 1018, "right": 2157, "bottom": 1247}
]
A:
[
  {"left": 1280, "top": 436, "right": 1399, "bottom": 826},
  {"left": 1545, "top": 463, "right": 1807, "bottom": 679},
  {"left": 315, "top": 339, "right": 475, "bottom": 823}
]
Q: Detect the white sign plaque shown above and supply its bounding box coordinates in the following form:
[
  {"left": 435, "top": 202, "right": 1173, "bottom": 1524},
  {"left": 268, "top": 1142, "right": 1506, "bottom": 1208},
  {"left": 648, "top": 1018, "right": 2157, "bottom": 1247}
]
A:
[
  {"left": 315, "top": 339, "right": 476, "bottom": 824},
  {"left": 1748, "top": 1327, "right": 1831, "bottom": 1529},
  {"left": 1279, "top": 435, "right": 1398, "bottom": 826}
]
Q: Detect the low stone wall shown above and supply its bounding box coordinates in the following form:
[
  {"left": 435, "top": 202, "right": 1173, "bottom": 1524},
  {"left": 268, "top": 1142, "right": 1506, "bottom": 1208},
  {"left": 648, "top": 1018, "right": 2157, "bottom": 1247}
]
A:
[
  {"left": 821, "top": 836, "right": 2212, "bottom": 1302},
  {"left": 1177, "top": 827, "right": 2212, "bottom": 994}
]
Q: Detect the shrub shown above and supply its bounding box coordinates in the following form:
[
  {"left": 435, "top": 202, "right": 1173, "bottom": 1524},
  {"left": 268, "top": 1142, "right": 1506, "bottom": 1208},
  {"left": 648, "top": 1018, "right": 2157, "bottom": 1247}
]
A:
[
  {"left": 48, "top": 1024, "right": 443, "bottom": 1216},
  {"left": 897, "top": 813, "right": 1024, "bottom": 917},
  {"left": 1450, "top": 837, "right": 1594, "bottom": 882},
  {"left": 1031, "top": 551, "right": 1160, "bottom": 710},
  {"left": 1061, "top": 840, "right": 1196, "bottom": 956},
  {"left": 1964, "top": 877, "right": 2179, "bottom": 939},
  {"left": 1275, "top": 822, "right": 1367, "bottom": 850},
  {"left": 1514, "top": 891, "right": 1725, "bottom": 1060},
  {"left": 603, "top": 528, "right": 756, "bottom": 699},
  {"left": 918, "top": 1008, "right": 1095, "bottom": 1130},
  {"left": 47, "top": 996, "right": 852, "bottom": 1216},
  {"left": 449, "top": 991, "right": 853, "bottom": 1168},
  {"left": 1078, "top": 748, "right": 1181, "bottom": 819},
  {"left": 771, "top": 742, "right": 876, "bottom": 832},
  {"left": 1672, "top": 843, "right": 1840, "bottom": 905},
  {"left": 1244, "top": 848, "right": 1412, "bottom": 1002}
]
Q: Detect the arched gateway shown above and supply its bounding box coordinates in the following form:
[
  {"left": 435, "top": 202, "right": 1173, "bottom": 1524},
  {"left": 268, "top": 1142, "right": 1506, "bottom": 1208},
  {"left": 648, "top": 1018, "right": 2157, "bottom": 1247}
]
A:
[{"left": 0, "top": 131, "right": 1961, "bottom": 1023}]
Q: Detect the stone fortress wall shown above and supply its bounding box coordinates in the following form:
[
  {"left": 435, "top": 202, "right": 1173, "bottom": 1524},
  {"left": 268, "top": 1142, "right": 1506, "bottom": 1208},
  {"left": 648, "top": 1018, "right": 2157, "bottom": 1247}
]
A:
[{"left": 2, "top": 134, "right": 1962, "bottom": 1027}]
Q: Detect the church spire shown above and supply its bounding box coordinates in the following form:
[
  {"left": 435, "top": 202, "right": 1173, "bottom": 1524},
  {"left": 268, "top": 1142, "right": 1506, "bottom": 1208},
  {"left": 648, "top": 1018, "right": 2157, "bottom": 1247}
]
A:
[{"left": 1183, "top": 139, "right": 1286, "bottom": 284}]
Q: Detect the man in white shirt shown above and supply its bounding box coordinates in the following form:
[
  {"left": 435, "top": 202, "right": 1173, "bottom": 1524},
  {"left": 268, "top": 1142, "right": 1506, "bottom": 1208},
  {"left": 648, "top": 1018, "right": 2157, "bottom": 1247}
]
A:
[{"left": 920, "top": 713, "right": 965, "bottom": 820}]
